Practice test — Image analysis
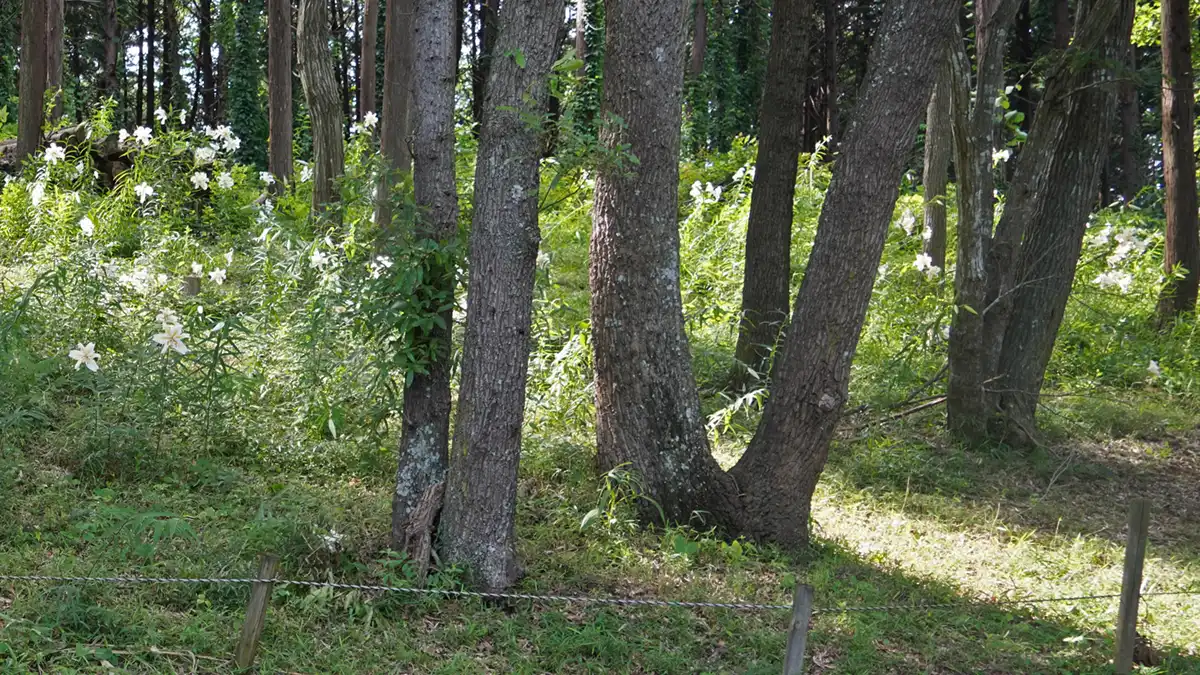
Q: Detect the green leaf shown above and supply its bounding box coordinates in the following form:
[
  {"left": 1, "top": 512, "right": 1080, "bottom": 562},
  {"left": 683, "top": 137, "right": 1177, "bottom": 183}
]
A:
[{"left": 580, "top": 507, "right": 602, "bottom": 530}]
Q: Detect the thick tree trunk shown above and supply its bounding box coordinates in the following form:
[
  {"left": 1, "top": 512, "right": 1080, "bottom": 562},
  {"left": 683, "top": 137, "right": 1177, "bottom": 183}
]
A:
[
  {"left": 16, "top": 0, "right": 47, "bottom": 163},
  {"left": 376, "top": 0, "right": 416, "bottom": 227},
  {"left": 360, "top": 0, "right": 380, "bottom": 116},
  {"left": 147, "top": 0, "right": 156, "bottom": 119},
  {"left": 102, "top": 0, "right": 120, "bottom": 102},
  {"left": 729, "top": 0, "right": 957, "bottom": 546},
  {"left": 269, "top": 0, "right": 294, "bottom": 184},
  {"left": 922, "top": 57, "right": 952, "bottom": 270},
  {"left": 944, "top": 0, "right": 1022, "bottom": 442},
  {"left": 731, "top": 0, "right": 813, "bottom": 387},
  {"left": 1157, "top": 0, "right": 1199, "bottom": 319},
  {"left": 991, "top": 0, "right": 1135, "bottom": 440},
  {"left": 298, "top": 0, "right": 347, "bottom": 215},
  {"left": 471, "top": 0, "right": 500, "bottom": 130},
  {"left": 46, "top": 0, "right": 63, "bottom": 120},
  {"left": 590, "top": 0, "right": 745, "bottom": 529},
  {"left": 198, "top": 0, "right": 216, "bottom": 126},
  {"left": 390, "top": 0, "right": 459, "bottom": 552},
  {"left": 690, "top": 0, "right": 706, "bottom": 77},
  {"left": 439, "top": 0, "right": 562, "bottom": 592}
]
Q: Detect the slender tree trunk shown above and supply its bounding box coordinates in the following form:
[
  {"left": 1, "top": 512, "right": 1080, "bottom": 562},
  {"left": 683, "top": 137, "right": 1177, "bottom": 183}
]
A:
[
  {"left": 731, "top": 0, "right": 813, "bottom": 387},
  {"left": 162, "top": 0, "right": 183, "bottom": 112},
  {"left": 1157, "top": 0, "right": 1199, "bottom": 319},
  {"left": 136, "top": 0, "right": 145, "bottom": 125},
  {"left": 390, "top": 0, "right": 459, "bottom": 552},
  {"left": 440, "top": 0, "right": 563, "bottom": 592},
  {"left": 991, "top": 0, "right": 1135, "bottom": 441},
  {"left": 360, "top": 0, "right": 380, "bottom": 115},
  {"left": 944, "top": 0, "right": 1023, "bottom": 442},
  {"left": 575, "top": 0, "right": 587, "bottom": 62},
  {"left": 198, "top": 0, "right": 215, "bottom": 126},
  {"left": 376, "top": 0, "right": 416, "bottom": 228},
  {"left": 729, "top": 0, "right": 956, "bottom": 546},
  {"left": 16, "top": 0, "right": 47, "bottom": 163},
  {"left": 147, "top": 0, "right": 157, "bottom": 118},
  {"left": 269, "top": 0, "right": 294, "bottom": 184},
  {"left": 333, "top": 0, "right": 352, "bottom": 128},
  {"left": 46, "top": 0, "right": 63, "bottom": 120},
  {"left": 1116, "top": 50, "right": 1143, "bottom": 200},
  {"left": 823, "top": 0, "right": 838, "bottom": 147},
  {"left": 298, "top": 0, "right": 347, "bottom": 215},
  {"left": 690, "top": 0, "right": 707, "bottom": 77},
  {"left": 922, "top": 57, "right": 952, "bottom": 270},
  {"left": 102, "top": 0, "right": 120, "bottom": 102},
  {"left": 471, "top": 0, "right": 500, "bottom": 130}
]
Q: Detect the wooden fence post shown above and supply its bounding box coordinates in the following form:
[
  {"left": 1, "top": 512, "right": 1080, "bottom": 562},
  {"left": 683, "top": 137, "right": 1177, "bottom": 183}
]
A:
[
  {"left": 234, "top": 554, "right": 279, "bottom": 670},
  {"left": 783, "top": 583, "right": 814, "bottom": 675},
  {"left": 182, "top": 275, "right": 201, "bottom": 296},
  {"left": 1115, "top": 499, "right": 1149, "bottom": 674}
]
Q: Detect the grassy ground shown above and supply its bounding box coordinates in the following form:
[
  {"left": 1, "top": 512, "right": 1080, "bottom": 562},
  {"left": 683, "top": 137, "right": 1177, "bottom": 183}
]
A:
[{"left": 1, "top": 391, "right": 1198, "bottom": 673}]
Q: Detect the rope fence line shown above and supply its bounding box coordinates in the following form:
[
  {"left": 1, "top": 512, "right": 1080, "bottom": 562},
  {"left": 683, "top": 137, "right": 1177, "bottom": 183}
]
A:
[{"left": 0, "top": 573, "right": 1195, "bottom": 615}]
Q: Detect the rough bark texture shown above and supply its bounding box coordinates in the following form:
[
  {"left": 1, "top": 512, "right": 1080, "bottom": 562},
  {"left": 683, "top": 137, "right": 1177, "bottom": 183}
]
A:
[
  {"left": 991, "top": 0, "right": 1134, "bottom": 440},
  {"left": 1157, "top": 0, "right": 1199, "bottom": 319},
  {"left": 198, "top": 0, "right": 216, "bottom": 126},
  {"left": 162, "top": 0, "right": 183, "bottom": 111},
  {"left": 944, "top": 0, "right": 1022, "bottom": 442},
  {"left": 269, "top": 0, "right": 294, "bottom": 185},
  {"left": 47, "top": 0, "right": 64, "bottom": 120},
  {"left": 590, "top": 0, "right": 746, "bottom": 530},
  {"left": 823, "top": 0, "right": 839, "bottom": 147},
  {"left": 575, "top": 0, "right": 587, "bottom": 63},
  {"left": 16, "top": 0, "right": 47, "bottom": 163},
  {"left": 390, "top": 0, "right": 459, "bottom": 553},
  {"left": 922, "top": 57, "right": 952, "bottom": 270},
  {"left": 439, "top": 0, "right": 563, "bottom": 592},
  {"left": 298, "top": 0, "right": 346, "bottom": 216},
  {"left": 729, "top": 0, "right": 957, "bottom": 546},
  {"left": 471, "top": 0, "right": 500, "bottom": 130},
  {"left": 1116, "top": 51, "right": 1144, "bottom": 200},
  {"left": 360, "top": 0, "right": 380, "bottom": 115},
  {"left": 690, "top": 0, "right": 707, "bottom": 77},
  {"left": 731, "top": 0, "right": 813, "bottom": 387},
  {"left": 376, "top": 0, "right": 416, "bottom": 227},
  {"left": 102, "top": 0, "right": 120, "bottom": 102}
]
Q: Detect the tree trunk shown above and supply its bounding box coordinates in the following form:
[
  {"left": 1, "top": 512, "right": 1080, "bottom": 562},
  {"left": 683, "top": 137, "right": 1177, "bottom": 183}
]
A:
[
  {"left": 147, "top": 0, "right": 157, "bottom": 119},
  {"left": 944, "top": 0, "right": 1023, "bottom": 442},
  {"left": 1054, "top": 0, "right": 1072, "bottom": 49},
  {"left": 334, "top": 0, "right": 353, "bottom": 128},
  {"left": 471, "top": 0, "right": 500, "bottom": 130},
  {"left": 439, "top": 0, "right": 563, "bottom": 592},
  {"left": 269, "top": 0, "right": 294, "bottom": 184},
  {"left": 690, "top": 0, "right": 707, "bottom": 77},
  {"left": 990, "top": 0, "right": 1135, "bottom": 440},
  {"left": 137, "top": 0, "right": 145, "bottom": 125},
  {"left": 922, "top": 57, "right": 952, "bottom": 270},
  {"left": 823, "top": 0, "right": 838, "bottom": 147},
  {"left": 390, "top": 0, "right": 460, "bottom": 552},
  {"left": 730, "top": 0, "right": 813, "bottom": 388},
  {"left": 46, "top": 0, "right": 63, "bottom": 121},
  {"left": 1157, "top": 0, "right": 1199, "bottom": 320},
  {"left": 376, "top": 0, "right": 416, "bottom": 227},
  {"left": 575, "top": 0, "right": 587, "bottom": 63},
  {"left": 162, "top": 0, "right": 183, "bottom": 112},
  {"left": 198, "top": 0, "right": 216, "bottom": 126},
  {"left": 1115, "top": 50, "right": 1143, "bottom": 200},
  {"left": 102, "top": 0, "right": 120, "bottom": 102},
  {"left": 16, "top": 0, "right": 47, "bottom": 163},
  {"left": 729, "top": 0, "right": 957, "bottom": 546},
  {"left": 298, "top": 0, "right": 347, "bottom": 215},
  {"left": 360, "top": 0, "right": 380, "bottom": 116}
]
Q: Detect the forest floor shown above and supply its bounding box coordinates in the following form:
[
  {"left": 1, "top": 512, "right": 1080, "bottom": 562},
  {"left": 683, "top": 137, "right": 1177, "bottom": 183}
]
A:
[{"left": 0, "top": 393, "right": 1198, "bottom": 673}]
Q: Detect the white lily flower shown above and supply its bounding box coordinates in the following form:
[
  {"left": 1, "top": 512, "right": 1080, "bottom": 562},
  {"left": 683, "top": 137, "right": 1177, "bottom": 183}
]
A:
[
  {"left": 134, "top": 182, "right": 155, "bottom": 203},
  {"left": 260, "top": 171, "right": 276, "bottom": 186},
  {"left": 133, "top": 126, "right": 153, "bottom": 145},
  {"left": 191, "top": 262, "right": 204, "bottom": 276},
  {"left": 310, "top": 249, "right": 330, "bottom": 269},
  {"left": 79, "top": 216, "right": 95, "bottom": 237},
  {"left": 156, "top": 308, "right": 180, "bottom": 325},
  {"left": 190, "top": 172, "right": 210, "bottom": 190},
  {"left": 1148, "top": 360, "right": 1161, "bottom": 378},
  {"left": 152, "top": 323, "right": 190, "bottom": 355},
  {"left": 362, "top": 111, "right": 378, "bottom": 129},
  {"left": 216, "top": 172, "right": 234, "bottom": 189},
  {"left": 68, "top": 343, "right": 100, "bottom": 372},
  {"left": 44, "top": 143, "right": 66, "bottom": 164},
  {"left": 195, "top": 146, "right": 216, "bottom": 165},
  {"left": 208, "top": 268, "right": 226, "bottom": 285}
]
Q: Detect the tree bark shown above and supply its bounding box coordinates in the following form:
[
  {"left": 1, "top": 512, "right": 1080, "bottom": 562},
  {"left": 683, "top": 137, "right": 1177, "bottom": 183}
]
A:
[
  {"left": 823, "top": 0, "right": 838, "bottom": 147},
  {"left": 46, "top": 0, "right": 64, "bottom": 121},
  {"left": 162, "top": 0, "right": 183, "bottom": 112},
  {"left": 1157, "top": 0, "right": 1199, "bottom": 319},
  {"left": 991, "top": 0, "right": 1135, "bottom": 440},
  {"left": 198, "top": 0, "right": 216, "bottom": 126},
  {"left": 1054, "top": 0, "right": 1072, "bottom": 49},
  {"left": 269, "top": 0, "right": 294, "bottom": 185},
  {"left": 102, "top": 0, "right": 120, "bottom": 103},
  {"left": 147, "top": 0, "right": 157, "bottom": 119},
  {"left": 690, "top": 0, "right": 707, "bottom": 77},
  {"left": 730, "top": 0, "right": 813, "bottom": 387},
  {"left": 390, "top": 0, "right": 459, "bottom": 552},
  {"left": 729, "top": 0, "right": 957, "bottom": 546},
  {"left": 298, "top": 0, "right": 347, "bottom": 215},
  {"left": 922, "top": 57, "right": 952, "bottom": 270},
  {"left": 471, "top": 0, "right": 500, "bottom": 130},
  {"left": 439, "top": 0, "right": 563, "bottom": 592},
  {"left": 16, "top": 0, "right": 47, "bottom": 163},
  {"left": 575, "top": 0, "right": 587, "bottom": 63},
  {"left": 376, "top": 0, "right": 416, "bottom": 227},
  {"left": 360, "top": 0, "right": 380, "bottom": 116},
  {"left": 1115, "top": 50, "right": 1143, "bottom": 200}
]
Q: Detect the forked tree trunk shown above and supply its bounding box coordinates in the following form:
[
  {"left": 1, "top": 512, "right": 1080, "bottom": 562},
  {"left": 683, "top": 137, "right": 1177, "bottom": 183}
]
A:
[
  {"left": 731, "top": 0, "right": 814, "bottom": 387},
  {"left": 47, "top": 0, "right": 64, "bottom": 120},
  {"left": 390, "top": 0, "right": 459, "bottom": 552},
  {"left": 728, "top": 0, "right": 957, "bottom": 546},
  {"left": 360, "top": 0, "right": 380, "bottom": 116},
  {"left": 298, "top": 0, "right": 346, "bottom": 216},
  {"left": 590, "top": 0, "right": 746, "bottom": 529},
  {"left": 16, "top": 0, "right": 47, "bottom": 163},
  {"left": 991, "top": 0, "right": 1135, "bottom": 440},
  {"left": 922, "top": 57, "right": 952, "bottom": 270},
  {"left": 376, "top": 0, "right": 416, "bottom": 227},
  {"left": 439, "top": 0, "right": 563, "bottom": 592},
  {"left": 268, "top": 0, "right": 294, "bottom": 185},
  {"left": 1157, "top": 0, "right": 1199, "bottom": 320}
]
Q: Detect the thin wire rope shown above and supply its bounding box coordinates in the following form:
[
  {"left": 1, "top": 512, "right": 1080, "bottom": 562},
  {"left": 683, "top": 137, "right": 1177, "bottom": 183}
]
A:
[{"left": 1, "top": 573, "right": 1195, "bottom": 614}]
